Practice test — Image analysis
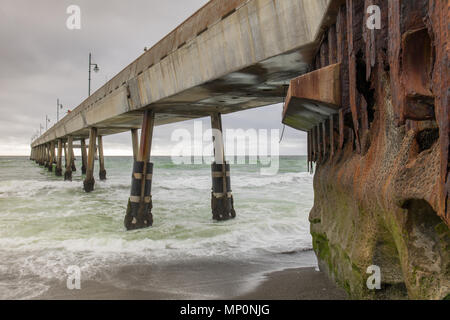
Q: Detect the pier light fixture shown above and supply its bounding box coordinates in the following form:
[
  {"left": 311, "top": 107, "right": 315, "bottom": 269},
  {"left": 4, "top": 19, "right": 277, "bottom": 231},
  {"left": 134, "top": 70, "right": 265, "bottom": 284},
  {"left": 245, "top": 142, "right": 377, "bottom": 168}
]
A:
[
  {"left": 88, "top": 52, "right": 100, "bottom": 96},
  {"left": 57, "top": 98, "right": 64, "bottom": 122}
]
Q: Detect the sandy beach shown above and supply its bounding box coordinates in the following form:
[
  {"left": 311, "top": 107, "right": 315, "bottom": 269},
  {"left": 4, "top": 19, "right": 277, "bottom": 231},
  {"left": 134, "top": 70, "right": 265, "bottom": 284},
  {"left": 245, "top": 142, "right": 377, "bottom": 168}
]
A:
[{"left": 36, "top": 259, "right": 347, "bottom": 300}]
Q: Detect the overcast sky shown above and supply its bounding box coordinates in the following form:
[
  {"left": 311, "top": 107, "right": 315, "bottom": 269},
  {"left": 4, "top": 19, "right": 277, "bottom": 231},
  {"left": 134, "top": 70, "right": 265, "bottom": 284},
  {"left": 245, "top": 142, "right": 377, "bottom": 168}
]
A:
[{"left": 0, "top": 0, "right": 306, "bottom": 156}]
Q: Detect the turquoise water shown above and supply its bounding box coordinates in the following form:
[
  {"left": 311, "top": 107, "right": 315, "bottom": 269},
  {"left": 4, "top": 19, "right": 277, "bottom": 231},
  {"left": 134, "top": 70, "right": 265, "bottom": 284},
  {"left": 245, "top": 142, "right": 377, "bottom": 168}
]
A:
[{"left": 0, "top": 156, "right": 315, "bottom": 299}]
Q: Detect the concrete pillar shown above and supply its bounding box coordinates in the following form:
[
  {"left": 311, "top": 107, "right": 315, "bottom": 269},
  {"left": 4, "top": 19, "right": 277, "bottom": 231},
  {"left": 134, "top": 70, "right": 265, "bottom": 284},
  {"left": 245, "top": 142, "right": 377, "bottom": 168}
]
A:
[
  {"left": 48, "top": 141, "right": 54, "bottom": 172},
  {"left": 84, "top": 128, "right": 97, "bottom": 192},
  {"left": 98, "top": 135, "right": 106, "bottom": 180},
  {"left": 44, "top": 144, "right": 49, "bottom": 168},
  {"left": 42, "top": 145, "right": 46, "bottom": 167},
  {"left": 63, "top": 142, "right": 67, "bottom": 169},
  {"left": 210, "top": 113, "right": 236, "bottom": 221},
  {"left": 64, "top": 136, "right": 73, "bottom": 181},
  {"left": 81, "top": 139, "right": 87, "bottom": 175},
  {"left": 55, "top": 139, "right": 63, "bottom": 176},
  {"left": 131, "top": 129, "right": 139, "bottom": 161},
  {"left": 71, "top": 146, "right": 76, "bottom": 172},
  {"left": 124, "top": 110, "right": 154, "bottom": 230}
]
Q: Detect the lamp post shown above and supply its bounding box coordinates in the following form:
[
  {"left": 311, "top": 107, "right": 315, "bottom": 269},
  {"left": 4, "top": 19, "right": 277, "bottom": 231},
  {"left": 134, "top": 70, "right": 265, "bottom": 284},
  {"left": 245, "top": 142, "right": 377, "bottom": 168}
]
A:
[
  {"left": 39, "top": 124, "right": 43, "bottom": 136},
  {"left": 45, "top": 115, "right": 51, "bottom": 130},
  {"left": 88, "top": 53, "right": 100, "bottom": 96},
  {"left": 57, "top": 99, "right": 64, "bottom": 122}
]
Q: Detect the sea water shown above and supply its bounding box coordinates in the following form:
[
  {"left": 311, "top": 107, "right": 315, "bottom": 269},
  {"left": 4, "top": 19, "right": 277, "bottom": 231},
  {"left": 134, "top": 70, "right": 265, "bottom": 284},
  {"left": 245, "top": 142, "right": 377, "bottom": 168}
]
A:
[{"left": 0, "top": 156, "right": 316, "bottom": 299}]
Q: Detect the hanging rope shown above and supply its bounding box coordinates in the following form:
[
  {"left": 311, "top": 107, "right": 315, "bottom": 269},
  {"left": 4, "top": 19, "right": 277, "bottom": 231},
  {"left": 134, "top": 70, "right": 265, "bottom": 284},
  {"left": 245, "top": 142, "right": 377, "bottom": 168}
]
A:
[{"left": 279, "top": 124, "right": 286, "bottom": 143}]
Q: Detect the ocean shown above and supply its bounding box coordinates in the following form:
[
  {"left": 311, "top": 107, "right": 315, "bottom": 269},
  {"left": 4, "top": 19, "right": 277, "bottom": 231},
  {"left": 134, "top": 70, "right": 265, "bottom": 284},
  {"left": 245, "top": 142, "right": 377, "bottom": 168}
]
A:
[{"left": 0, "top": 156, "right": 317, "bottom": 299}]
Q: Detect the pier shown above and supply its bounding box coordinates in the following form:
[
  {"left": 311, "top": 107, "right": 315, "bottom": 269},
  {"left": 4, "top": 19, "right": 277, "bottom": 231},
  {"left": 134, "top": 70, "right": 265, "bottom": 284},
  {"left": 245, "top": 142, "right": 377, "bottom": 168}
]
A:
[
  {"left": 30, "top": 0, "right": 332, "bottom": 229},
  {"left": 28, "top": 0, "right": 449, "bottom": 299}
]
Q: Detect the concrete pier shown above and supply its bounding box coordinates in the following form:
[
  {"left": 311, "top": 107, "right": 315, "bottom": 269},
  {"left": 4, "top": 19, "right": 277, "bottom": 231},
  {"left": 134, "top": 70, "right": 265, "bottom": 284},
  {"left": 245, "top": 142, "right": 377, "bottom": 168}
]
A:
[
  {"left": 98, "top": 135, "right": 106, "bottom": 180},
  {"left": 64, "top": 136, "right": 73, "bottom": 181},
  {"left": 210, "top": 113, "right": 236, "bottom": 221},
  {"left": 83, "top": 128, "right": 97, "bottom": 192},
  {"left": 124, "top": 110, "right": 154, "bottom": 230}
]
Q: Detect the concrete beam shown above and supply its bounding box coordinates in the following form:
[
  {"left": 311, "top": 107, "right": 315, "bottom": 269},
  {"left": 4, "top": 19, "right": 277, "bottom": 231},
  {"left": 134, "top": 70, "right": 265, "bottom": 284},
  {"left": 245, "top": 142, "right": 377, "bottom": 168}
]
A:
[{"left": 282, "top": 63, "right": 341, "bottom": 131}]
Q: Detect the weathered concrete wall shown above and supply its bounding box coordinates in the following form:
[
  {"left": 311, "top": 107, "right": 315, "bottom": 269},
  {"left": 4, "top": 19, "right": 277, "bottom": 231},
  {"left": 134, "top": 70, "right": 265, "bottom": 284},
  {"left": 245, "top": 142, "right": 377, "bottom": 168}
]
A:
[{"left": 290, "top": 0, "right": 449, "bottom": 299}]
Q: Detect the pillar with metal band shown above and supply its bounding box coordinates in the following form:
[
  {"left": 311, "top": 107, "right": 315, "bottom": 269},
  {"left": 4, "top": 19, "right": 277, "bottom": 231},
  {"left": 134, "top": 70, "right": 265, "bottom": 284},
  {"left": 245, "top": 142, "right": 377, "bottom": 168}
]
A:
[
  {"left": 210, "top": 112, "right": 236, "bottom": 221},
  {"left": 84, "top": 128, "right": 97, "bottom": 192},
  {"left": 98, "top": 135, "right": 106, "bottom": 180},
  {"left": 124, "top": 110, "right": 154, "bottom": 230},
  {"left": 48, "top": 141, "right": 54, "bottom": 172},
  {"left": 71, "top": 145, "right": 76, "bottom": 172},
  {"left": 55, "top": 139, "right": 63, "bottom": 176},
  {"left": 81, "top": 138, "right": 87, "bottom": 174},
  {"left": 64, "top": 136, "right": 73, "bottom": 181}
]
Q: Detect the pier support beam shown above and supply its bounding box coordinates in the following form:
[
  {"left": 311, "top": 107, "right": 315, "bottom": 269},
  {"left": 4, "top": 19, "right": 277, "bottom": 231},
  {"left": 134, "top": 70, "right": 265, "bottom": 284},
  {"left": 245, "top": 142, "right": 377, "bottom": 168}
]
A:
[
  {"left": 71, "top": 146, "right": 76, "bottom": 172},
  {"left": 131, "top": 129, "right": 139, "bottom": 161},
  {"left": 84, "top": 128, "right": 97, "bottom": 192},
  {"left": 81, "top": 139, "right": 87, "bottom": 174},
  {"left": 98, "top": 135, "right": 106, "bottom": 180},
  {"left": 39, "top": 146, "right": 43, "bottom": 165},
  {"left": 44, "top": 144, "right": 49, "bottom": 168},
  {"left": 37, "top": 146, "right": 41, "bottom": 165},
  {"left": 210, "top": 113, "right": 236, "bottom": 221},
  {"left": 48, "top": 141, "right": 54, "bottom": 172},
  {"left": 64, "top": 136, "right": 73, "bottom": 181},
  {"left": 63, "top": 142, "right": 67, "bottom": 169},
  {"left": 55, "top": 139, "right": 63, "bottom": 176},
  {"left": 124, "top": 111, "right": 154, "bottom": 230}
]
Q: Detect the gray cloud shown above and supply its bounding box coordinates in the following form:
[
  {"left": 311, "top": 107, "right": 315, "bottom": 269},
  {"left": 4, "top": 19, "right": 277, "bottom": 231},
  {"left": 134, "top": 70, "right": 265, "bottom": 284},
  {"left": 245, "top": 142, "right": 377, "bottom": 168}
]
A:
[{"left": 0, "top": 0, "right": 306, "bottom": 156}]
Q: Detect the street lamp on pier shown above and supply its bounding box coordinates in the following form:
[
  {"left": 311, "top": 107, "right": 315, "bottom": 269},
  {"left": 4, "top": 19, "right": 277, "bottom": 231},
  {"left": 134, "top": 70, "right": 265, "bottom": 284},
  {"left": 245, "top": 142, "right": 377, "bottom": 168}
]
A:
[
  {"left": 57, "top": 99, "right": 64, "bottom": 122},
  {"left": 45, "top": 115, "right": 51, "bottom": 130},
  {"left": 88, "top": 53, "right": 100, "bottom": 96}
]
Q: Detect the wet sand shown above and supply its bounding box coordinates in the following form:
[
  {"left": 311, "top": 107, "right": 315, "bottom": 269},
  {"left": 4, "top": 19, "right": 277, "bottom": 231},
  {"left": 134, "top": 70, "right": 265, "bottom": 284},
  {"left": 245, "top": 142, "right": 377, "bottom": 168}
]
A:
[
  {"left": 37, "top": 261, "right": 347, "bottom": 300},
  {"left": 235, "top": 267, "right": 347, "bottom": 300}
]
